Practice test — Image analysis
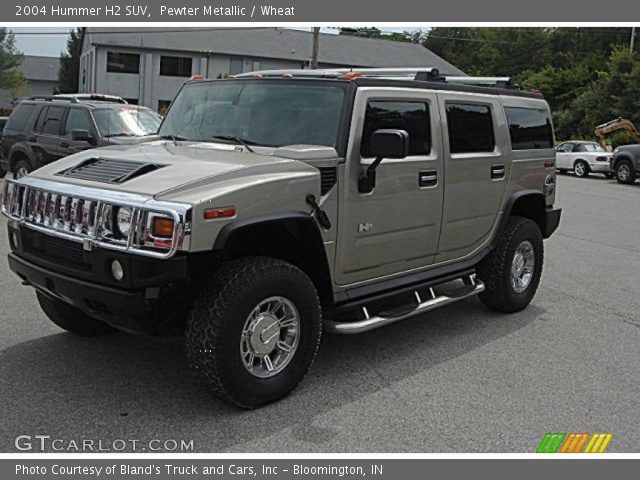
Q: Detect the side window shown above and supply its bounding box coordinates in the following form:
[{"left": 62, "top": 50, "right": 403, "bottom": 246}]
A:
[
  {"left": 361, "top": 101, "right": 430, "bottom": 158},
  {"left": 504, "top": 107, "right": 554, "bottom": 150},
  {"left": 573, "top": 144, "right": 585, "bottom": 153},
  {"left": 39, "top": 106, "right": 66, "bottom": 136},
  {"left": 558, "top": 143, "right": 573, "bottom": 152},
  {"left": 64, "top": 109, "right": 92, "bottom": 137},
  {"left": 446, "top": 103, "right": 495, "bottom": 154},
  {"left": 5, "top": 103, "right": 36, "bottom": 131}
]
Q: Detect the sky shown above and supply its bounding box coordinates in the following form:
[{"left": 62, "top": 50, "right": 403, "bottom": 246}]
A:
[{"left": 9, "top": 27, "right": 425, "bottom": 57}]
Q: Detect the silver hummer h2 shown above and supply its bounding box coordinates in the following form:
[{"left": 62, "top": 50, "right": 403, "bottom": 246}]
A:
[{"left": 2, "top": 68, "right": 561, "bottom": 408}]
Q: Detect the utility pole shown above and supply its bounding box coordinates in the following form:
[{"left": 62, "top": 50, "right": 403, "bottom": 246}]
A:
[
  {"left": 311, "top": 27, "right": 320, "bottom": 69},
  {"left": 631, "top": 26, "right": 636, "bottom": 53}
]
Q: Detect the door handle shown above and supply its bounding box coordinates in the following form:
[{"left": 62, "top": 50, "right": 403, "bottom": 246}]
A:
[
  {"left": 60, "top": 142, "right": 70, "bottom": 148},
  {"left": 491, "top": 164, "right": 506, "bottom": 179},
  {"left": 419, "top": 170, "right": 438, "bottom": 187}
]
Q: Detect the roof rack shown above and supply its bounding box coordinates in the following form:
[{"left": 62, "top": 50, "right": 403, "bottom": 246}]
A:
[
  {"left": 235, "top": 67, "right": 519, "bottom": 90},
  {"left": 29, "top": 95, "right": 79, "bottom": 103}
]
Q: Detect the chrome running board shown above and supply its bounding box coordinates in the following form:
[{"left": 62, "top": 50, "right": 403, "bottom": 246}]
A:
[{"left": 325, "top": 275, "right": 485, "bottom": 335}]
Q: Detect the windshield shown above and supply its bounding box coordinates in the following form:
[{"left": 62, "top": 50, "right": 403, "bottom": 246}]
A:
[
  {"left": 93, "top": 108, "right": 162, "bottom": 137},
  {"left": 158, "top": 80, "right": 346, "bottom": 148}
]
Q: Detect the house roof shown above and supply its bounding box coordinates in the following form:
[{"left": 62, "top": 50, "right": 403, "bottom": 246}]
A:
[
  {"left": 84, "top": 27, "right": 465, "bottom": 76},
  {"left": 20, "top": 55, "right": 60, "bottom": 82}
]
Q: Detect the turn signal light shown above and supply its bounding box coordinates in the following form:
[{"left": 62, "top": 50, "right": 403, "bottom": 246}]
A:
[
  {"left": 342, "top": 72, "right": 362, "bottom": 79},
  {"left": 152, "top": 218, "right": 175, "bottom": 238},
  {"left": 544, "top": 160, "right": 555, "bottom": 169},
  {"left": 203, "top": 207, "right": 236, "bottom": 220}
]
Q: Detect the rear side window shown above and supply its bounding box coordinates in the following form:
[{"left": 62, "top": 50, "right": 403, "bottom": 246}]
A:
[
  {"left": 446, "top": 103, "right": 495, "bottom": 154},
  {"left": 38, "top": 106, "right": 66, "bottom": 135},
  {"left": 5, "top": 103, "right": 36, "bottom": 131},
  {"left": 361, "top": 101, "right": 430, "bottom": 157},
  {"left": 505, "top": 107, "right": 554, "bottom": 150}
]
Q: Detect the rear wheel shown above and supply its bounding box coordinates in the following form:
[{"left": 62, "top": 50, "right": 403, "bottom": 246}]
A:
[
  {"left": 477, "top": 216, "right": 544, "bottom": 313},
  {"left": 37, "top": 292, "right": 117, "bottom": 336},
  {"left": 573, "top": 160, "right": 590, "bottom": 178},
  {"left": 13, "top": 159, "right": 32, "bottom": 179},
  {"left": 185, "top": 256, "right": 322, "bottom": 409},
  {"left": 615, "top": 160, "right": 636, "bottom": 184}
]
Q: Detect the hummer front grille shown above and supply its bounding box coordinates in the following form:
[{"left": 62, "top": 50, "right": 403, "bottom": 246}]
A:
[{"left": 2, "top": 178, "right": 190, "bottom": 259}]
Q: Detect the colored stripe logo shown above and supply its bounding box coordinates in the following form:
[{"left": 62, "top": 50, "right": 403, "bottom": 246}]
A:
[{"left": 537, "top": 433, "right": 613, "bottom": 453}]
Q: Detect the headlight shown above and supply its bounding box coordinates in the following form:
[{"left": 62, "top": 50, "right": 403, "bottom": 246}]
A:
[{"left": 116, "top": 207, "right": 133, "bottom": 237}]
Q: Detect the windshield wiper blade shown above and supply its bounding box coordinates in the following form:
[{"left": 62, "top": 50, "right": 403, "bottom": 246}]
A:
[
  {"left": 104, "top": 133, "right": 137, "bottom": 138},
  {"left": 160, "top": 134, "right": 188, "bottom": 145},
  {"left": 211, "top": 135, "right": 257, "bottom": 153}
]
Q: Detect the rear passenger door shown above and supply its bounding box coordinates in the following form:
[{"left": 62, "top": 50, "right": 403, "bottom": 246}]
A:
[
  {"left": 32, "top": 105, "right": 67, "bottom": 167},
  {"left": 335, "top": 88, "right": 444, "bottom": 286},
  {"left": 436, "top": 93, "right": 510, "bottom": 263}
]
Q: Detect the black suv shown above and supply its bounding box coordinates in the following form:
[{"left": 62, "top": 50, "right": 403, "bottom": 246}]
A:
[{"left": 0, "top": 96, "right": 162, "bottom": 178}]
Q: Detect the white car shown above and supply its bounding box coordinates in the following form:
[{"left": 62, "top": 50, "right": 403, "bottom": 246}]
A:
[{"left": 555, "top": 141, "right": 613, "bottom": 178}]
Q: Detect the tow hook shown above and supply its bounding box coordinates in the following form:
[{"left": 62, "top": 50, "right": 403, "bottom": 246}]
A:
[{"left": 306, "top": 194, "right": 331, "bottom": 230}]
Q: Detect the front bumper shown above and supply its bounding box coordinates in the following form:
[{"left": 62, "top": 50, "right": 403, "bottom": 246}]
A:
[
  {"left": 543, "top": 206, "right": 562, "bottom": 238},
  {"left": 7, "top": 223, "right": 190, "bottom": 334}
]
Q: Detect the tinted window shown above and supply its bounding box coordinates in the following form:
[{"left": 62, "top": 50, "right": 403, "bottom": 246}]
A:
[
  {"left": 64, "top": 109, "right": 91, "bottom": 136},
  {"left": 39, "top": 106, "right": 65, "bottom": 135},
  {"left": 361, "top": 101, "right": 430, "bottom": 158},
  {"left": 106, "top": 52, "right": 140, "bottom": 74},
  {"left": 160, "top": 56, "right": 192, "bottom": 77},
  {"left": 5, "top": 103, "right": 36, "bottom": 131},
  {"left": 505, "top": 107, "right": 554, "bottom": 150},
  {"left": 446, "top": 103, "right": 495, "bottom": 153},
  {"left": 574, "top": 142, "right": 604, "bottom": 153}
]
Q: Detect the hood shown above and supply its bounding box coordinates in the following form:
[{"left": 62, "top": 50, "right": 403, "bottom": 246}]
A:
[{"left": 28, "top": 141, "right": 304, "bottom": 198}]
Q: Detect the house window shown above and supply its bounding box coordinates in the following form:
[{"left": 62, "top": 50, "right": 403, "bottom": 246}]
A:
[
  {"left": 446, "top": 103, "right": 495, "bottom": 154},
  {"left": 361, "top": 101, "right": 431, "bottom": 158},
  {"left": 229, "top": 58, "right": 244, "bottom": 75},
  {"left": 106, "top": 52, "right": 140, "bottom": 74},
  {"left": 160, "top": 56, "right": 193, "bottom": 77}
]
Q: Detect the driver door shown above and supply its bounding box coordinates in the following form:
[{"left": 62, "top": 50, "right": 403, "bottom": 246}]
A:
[{"left": 334, "top": 88, "right": 444, "bottom": 286}]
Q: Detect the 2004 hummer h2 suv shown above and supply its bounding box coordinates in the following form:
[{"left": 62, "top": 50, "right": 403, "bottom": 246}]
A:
[{"left": 2, "top": 68, "right": 561, "bottom": 408}]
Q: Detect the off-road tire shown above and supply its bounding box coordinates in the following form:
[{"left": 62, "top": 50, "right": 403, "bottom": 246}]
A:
[
  {"left": 13, "top": 159, "right": 32, "bottom": 179},
  {"left": 185, "top": 256, "right": 322, "bottom": 409},
  {"left": 477, "top": 216, "right": 544, "bottom": 313},
  {"left": 573, "top": 160, "right": 590, "bottom": 178},
  {"left": 615, "top": 160, "right": 636, "bottom": 185},
  {"left": 36, "top": 291, "right": 117, "bottom": 336}
]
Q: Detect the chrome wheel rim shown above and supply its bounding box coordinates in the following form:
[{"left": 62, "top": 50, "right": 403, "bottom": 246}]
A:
[
  {"left": 618, "top": 164, "right": 630, "bottom": 181},
  {"left": 14, "top": 167, "right": 29, "bottom": 179},
  {"left": 575, "top": 163, "right": 585, "bottom": 176},
  {"left": 240, "top": 296, "right": 300, "bottom": 379},
  {"left": 511, "top": 240, "right": 535, "bottom": 293}
]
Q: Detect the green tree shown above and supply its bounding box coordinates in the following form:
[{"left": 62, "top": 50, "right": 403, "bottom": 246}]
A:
[
  {"left": 57, "top": 28, "right": 83, "bottom": 93},
  {"left": 0, "top": 28, "right": 25, "bottom": 94}
]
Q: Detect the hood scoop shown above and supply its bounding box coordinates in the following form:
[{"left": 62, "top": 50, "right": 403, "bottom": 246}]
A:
[{"left": 56, "top": 158, "right": 166, "bottom": 184}]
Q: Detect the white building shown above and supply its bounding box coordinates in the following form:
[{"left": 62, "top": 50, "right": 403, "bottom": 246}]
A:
[{"left": 79, "top": 27, "right": 464, "bottom": 111}]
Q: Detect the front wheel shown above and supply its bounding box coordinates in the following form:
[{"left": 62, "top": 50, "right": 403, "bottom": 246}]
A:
[
  {"left": 37, "top": 292, "right": 117, "bottom": 336},
  {"left": 13, "top": 159, "right": 32, "bottom": 179},
  {"left": 477, "top": 216, "right": 544, "bottom": 313},
  {"left": 185, "top": 257, "right": 322, "bottom": 409},
  {"left": 615, "top": 161, "right": 636, "bottom": 184}
]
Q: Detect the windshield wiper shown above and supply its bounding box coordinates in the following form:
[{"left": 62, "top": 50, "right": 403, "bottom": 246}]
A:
[
  {"left": 211, "top": 135, "right": 257, "bottom": 153},
  {"left": 160, "top": 134, "right": 188, "bottom": 145},
  {"left": 104, "top": 132, "right": 137, "bottom": 138}
]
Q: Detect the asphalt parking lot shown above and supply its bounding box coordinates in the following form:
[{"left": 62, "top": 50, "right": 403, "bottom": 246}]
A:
[{"left": 0, "top": 173, "right": 638, "bottom": 453}]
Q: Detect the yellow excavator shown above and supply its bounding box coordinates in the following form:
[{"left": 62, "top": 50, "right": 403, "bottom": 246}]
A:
[{"left": 594, "top": 117, "right": 640, "bottom": 150}]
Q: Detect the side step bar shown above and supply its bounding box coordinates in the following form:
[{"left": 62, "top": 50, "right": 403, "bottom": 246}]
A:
[{"left": 325, "top": 276, "right": 485, "bottom": 335}]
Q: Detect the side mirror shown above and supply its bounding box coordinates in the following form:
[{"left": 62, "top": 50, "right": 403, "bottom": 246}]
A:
[
  {"left": 359, "top": 129, "right": 409, "bottom": 193},
  {"left": 71, "top": 129, "right": 95, "bottom": 145}
]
